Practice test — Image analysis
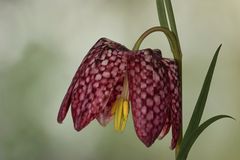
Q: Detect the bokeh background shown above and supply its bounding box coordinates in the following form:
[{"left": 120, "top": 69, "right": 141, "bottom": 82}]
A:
[{"left": 0, "top": 0, "right": 239, "bottom": 160}]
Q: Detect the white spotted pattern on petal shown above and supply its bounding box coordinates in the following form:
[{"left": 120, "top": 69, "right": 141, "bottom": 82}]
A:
[
  {"left": 128, "top": 49, "right": 169, "bottom": 147},
  {"left": 161, "top": 58, "right": 181, "bottom": 149},
  {"left": 57, "top": 38, "right": 129, "bottom": 131},
  {"left": 128, "top": 49, "right": 181, "bottom": 148},
  {"left": 57, "top": 39, "right": 181, "bottom": 149}
]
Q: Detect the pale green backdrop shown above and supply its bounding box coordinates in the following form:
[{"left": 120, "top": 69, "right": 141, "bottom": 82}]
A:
[{"left": 0, "top": 0, "right": 239, "bottom": 160}]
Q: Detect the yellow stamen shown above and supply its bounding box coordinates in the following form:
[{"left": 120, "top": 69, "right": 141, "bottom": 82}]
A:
[
  {"left": 120, "top": 118, "right": 127, "bottom": 131},
  {"left": 113, "top": 75, "right": 130, "bottom": 132},
  {"left": 114, "top": 98, "right": 120, "bottom": 130},
  {"left": 114, "top": 98, "right": 129, "bottom": 132},
  {"left": 116, "top": 98, "right": 124, "bottom": 131},
  {"left": 120, "top": 100, "right": 129, "bottom": 131},
  {"left": 123, "top": 100, "right": 129, "bottom": 119},
  {"left": 111, "top": 100, "right": 118, "bottom": 114}
]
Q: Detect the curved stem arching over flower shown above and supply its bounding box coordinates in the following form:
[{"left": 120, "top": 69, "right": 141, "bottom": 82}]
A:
[
  {"left": 133, "top": 25, "right": 183, "bottom": 157},
  {"left": 132, "top": 26, "right": 182, "bottom": 62}
]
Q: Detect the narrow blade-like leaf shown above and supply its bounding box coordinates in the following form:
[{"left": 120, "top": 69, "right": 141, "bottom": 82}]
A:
[
  {"left": 156, "top": 0, "right": 169, "bottom": 28},
  {"left": 184, "top": 45, "right": 222, "bottom": 138},
  {"left": 164, "top": 0, "right": 179, "bottom": 40},
  {"left": 177, "top": 115, "right": 234, "bottom": 160}
]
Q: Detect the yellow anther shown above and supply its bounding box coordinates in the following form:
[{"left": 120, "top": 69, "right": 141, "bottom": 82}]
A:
[
  {"left": 117, "top": 98, "right": 124, "bottom": 130},
  {"left": 114, "top": 98, "right": 123, "bottom": 131},
  {"left": 114, "top": 99, "right": 120, "bottom": 130},
  {"left": 113, "top": 98, "right": 129, "bottom": 132},
  {"left": 120, "top": 118, "right": 127, "bottom": 131},
  {"left": 111, "top": 100, "right": 118, "bottom": 114},
  {"left": 123, "top": 100, "right": 129, "bottom": 119},
  {"left": 113, "top": 75, "right": 129, "bottom": 132}
]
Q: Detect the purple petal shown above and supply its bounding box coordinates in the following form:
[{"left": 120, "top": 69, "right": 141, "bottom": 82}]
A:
[
  {"left": 158, "top": 109, "right": 171, "bottom": 139},
  {"left": 96, "top": 76, "right": 124, "bottom": 126},
  {"left": 57, "top": 38, "right": 106, "bottom": 124},
  {"left": 128, "top": 49, "right": 181, "bottom": 148},
  {"left": 128, "top": 49, "right": 169, "bottom": 147},
  {"left": 57, "top": 38, "right": 129, "bottom": 131},
  {"left": 161, "top": 59, "right": 181, "bottom": 149}
]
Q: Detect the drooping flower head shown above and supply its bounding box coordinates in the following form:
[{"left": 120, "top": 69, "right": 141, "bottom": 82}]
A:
[{"left": 57, "top": 38, "right": 181, "bottom": 149}]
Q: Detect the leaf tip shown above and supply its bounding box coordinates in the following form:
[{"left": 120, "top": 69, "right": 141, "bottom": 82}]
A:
[
  {"left": 216, "top": 44, "right": 222, "bottom": 52},
  {"left": 228, "top": 116, "right": 236, "bottom": 121}
]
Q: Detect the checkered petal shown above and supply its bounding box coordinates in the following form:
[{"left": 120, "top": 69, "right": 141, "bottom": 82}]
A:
[
  {"left": 96, "top": 76, "right": 124, "bottom": 126},
  {"left": 128, "top": 49, "right": 167, "bottom": 147},
  {"left": 161, "top": 59, "right": 181, "bottom": 149},
  {"left": 57, "top": 38, "right": 129, "bottom": 131},
  {"left": 128, "top": 49, "right": 181, "bottom": 148}
]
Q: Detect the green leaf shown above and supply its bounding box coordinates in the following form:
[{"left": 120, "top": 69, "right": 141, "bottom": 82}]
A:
[
  {"left": 184, "top": 44, "right": 222, "bottom": 139},
  {"left": 156, "top": 0, "right": 169, "bottom": 28},
  {"left": 164, "top": 0, "right": 179, "bottom": 40},
  {"left": 177, "top": 115, "right": 234, "bottom": 160}
]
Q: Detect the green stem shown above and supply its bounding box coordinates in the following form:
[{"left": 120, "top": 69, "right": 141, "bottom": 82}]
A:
[
  {"left": 132, "top": 26, "right": 181, "bottom": 60},
  {"left": 156, "top": 0, "right": 182, "bottom": 159}
]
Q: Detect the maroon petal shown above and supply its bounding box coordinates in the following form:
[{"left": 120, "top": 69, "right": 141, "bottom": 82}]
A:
[
  {"left": 96, "top": 76, "right": 124, "bottom": 126},
  {"left": 128, "top": 49, "right": 169, "bottom": 147},
  {"left": 57, "top": 38, "right": 106, "bottom": 124},
  {"left": 161, "top": 59, "right": 181, "bottom": 149},
  {"left": 57, "top": 38, "right": 129, "bottom": 131},
  {"left": 158, "top": 108, "right": 171, "bottom": 139}
]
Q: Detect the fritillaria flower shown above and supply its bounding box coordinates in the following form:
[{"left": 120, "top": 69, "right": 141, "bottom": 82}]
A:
[{"left": 57, "top": 38, "right": 181, "bottom": 149}]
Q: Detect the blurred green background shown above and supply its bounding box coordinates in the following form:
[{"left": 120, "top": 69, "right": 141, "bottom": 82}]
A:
[{"left": 0, "top": 0, "right": 239, "bottom": 160}]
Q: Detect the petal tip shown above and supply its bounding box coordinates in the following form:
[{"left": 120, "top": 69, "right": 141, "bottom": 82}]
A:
[
  {"left": 57, "top": 109, "right": 67, "bottom": 124},
  {"left": 158, "top": 135, "right": 164, "bottom": 140},
  {"left": 57, "top": 117, "right": 63, "bottom": 124},
  {"left": 74, "top": 123, "right": 81, "bottom": 132},
  {"left": 158, "top": 131, "right": 167, "bottom": 140},
  {"left": 170, "top": 142, "right": 177, "bottom": 150},
  {"left": 144, "top": 142, "right": 153, "bottom": 148},
  {"left": 139, "top": 137, "right": 155, "bottom": 148},
  {"left": 170, "top": 135, "right": 179, "bottom": 150}
]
